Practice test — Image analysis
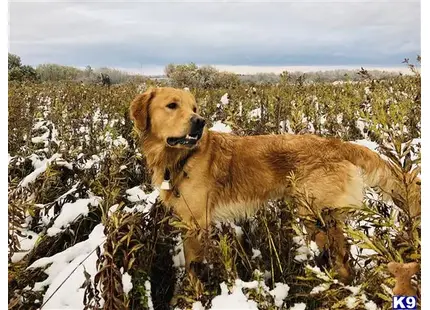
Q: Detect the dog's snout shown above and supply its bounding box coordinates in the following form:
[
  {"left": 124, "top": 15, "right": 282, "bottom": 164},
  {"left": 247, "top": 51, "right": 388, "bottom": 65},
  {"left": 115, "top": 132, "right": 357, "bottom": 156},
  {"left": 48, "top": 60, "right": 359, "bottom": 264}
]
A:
[{"left": 190, "top": 115, "right": 206, "bottom": 129}]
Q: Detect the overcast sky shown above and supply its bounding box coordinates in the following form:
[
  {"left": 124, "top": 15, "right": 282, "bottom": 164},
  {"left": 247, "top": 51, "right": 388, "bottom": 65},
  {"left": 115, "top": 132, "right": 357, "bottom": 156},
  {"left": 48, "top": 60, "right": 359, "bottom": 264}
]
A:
[{"left": 9, "top": 0, "right": 420, "bottom": 74}]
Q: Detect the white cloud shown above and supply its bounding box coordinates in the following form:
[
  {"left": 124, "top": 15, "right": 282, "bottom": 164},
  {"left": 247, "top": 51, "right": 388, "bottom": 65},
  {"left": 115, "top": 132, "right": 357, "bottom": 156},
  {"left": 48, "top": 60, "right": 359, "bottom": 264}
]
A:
[{"left": 8, "top": 0, "right": 420, "bottom": 68}]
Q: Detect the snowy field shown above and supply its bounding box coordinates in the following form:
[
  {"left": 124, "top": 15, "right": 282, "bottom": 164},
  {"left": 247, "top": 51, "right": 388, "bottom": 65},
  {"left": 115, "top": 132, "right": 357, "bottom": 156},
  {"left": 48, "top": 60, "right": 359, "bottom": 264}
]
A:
[{"left": 8, "top": 79, "right": 421, "bottom": 310}]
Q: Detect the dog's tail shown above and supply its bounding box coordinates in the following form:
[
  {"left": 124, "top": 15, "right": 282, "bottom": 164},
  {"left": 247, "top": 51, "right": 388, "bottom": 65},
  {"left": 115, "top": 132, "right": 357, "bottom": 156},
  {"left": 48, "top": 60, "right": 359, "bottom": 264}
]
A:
[{"left": 343, "top": 142, "right": 421, "bottom": 217}]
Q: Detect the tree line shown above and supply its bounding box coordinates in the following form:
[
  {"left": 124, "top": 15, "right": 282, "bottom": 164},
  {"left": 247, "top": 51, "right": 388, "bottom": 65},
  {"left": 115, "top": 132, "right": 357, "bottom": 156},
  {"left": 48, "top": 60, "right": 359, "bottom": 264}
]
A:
[
  {"left": 7, "top": 53, "right": 147, "bottom": 85},
  {"left": 8, "top": 52, "right": 407, "bottom": 87}
]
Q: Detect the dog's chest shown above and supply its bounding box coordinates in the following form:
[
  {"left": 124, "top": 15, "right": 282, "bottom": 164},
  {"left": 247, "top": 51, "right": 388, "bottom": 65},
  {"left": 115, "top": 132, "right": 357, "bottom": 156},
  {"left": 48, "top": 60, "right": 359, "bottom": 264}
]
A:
[{"left": 154, "top": 169, "right": 206, "bottom": 208}]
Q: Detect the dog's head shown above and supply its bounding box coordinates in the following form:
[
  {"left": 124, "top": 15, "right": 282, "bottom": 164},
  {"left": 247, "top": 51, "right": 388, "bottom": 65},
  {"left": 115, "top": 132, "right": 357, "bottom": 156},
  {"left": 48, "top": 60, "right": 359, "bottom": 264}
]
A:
[{"left": 130, "top": 87, "right": 206, "bottom": 149}]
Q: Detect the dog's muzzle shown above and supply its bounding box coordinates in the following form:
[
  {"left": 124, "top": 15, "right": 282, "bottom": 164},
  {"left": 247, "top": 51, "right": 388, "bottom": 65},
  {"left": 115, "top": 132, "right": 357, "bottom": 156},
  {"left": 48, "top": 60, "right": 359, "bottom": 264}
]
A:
[
  {"left": 166, "top": 115, "right": 206, "bottom": 147},
  {"left": 190, "top": 115, "right": 206, "bottom": 134}
]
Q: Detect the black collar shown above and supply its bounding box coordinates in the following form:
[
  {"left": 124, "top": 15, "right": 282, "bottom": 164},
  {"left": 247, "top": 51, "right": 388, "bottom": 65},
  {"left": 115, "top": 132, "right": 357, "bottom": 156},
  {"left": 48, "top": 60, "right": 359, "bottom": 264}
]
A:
[{"left": 164, "top": 149, "right": 196, "bottom": 182}]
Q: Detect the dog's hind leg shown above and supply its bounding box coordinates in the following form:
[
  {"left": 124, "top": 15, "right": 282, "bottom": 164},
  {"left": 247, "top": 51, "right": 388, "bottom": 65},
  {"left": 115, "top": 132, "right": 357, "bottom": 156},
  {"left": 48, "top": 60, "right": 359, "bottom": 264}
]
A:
[
  {"left": 302, "top": 212, "right": 354, "bottom": 284},
  {"left": 294, "top": 162, "right": 363, "bottom": 284}
]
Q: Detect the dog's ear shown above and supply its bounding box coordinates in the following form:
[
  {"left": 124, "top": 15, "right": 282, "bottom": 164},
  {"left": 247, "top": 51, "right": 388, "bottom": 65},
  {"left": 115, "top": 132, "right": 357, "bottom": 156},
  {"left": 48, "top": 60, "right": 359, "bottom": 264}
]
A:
[{"left": 130, "top": 88, "right": 156, "bottom": 132}]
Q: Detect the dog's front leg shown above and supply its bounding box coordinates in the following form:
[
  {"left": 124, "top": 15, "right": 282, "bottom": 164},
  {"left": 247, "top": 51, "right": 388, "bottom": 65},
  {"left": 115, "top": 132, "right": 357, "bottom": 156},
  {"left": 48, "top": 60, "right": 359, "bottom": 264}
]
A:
[
  {"left": 183, "top": 229, "right": 204, "bottom": 271},
  {"left": 174, "top": 198, "right": 212, "bottom": 278}
]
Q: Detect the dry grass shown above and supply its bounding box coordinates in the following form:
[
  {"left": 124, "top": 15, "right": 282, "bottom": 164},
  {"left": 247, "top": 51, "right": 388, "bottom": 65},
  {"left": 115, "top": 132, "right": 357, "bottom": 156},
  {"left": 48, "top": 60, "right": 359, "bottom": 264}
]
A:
[{"left": 8, "top": 65, "right": 420, "bottom": 309}]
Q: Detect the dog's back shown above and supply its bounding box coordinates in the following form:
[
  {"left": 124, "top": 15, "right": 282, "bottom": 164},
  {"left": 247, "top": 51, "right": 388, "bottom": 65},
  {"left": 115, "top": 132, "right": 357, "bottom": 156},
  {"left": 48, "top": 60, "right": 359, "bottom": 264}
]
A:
[{"left": 205, "top": 131, "right": 420, "bottom": 218}]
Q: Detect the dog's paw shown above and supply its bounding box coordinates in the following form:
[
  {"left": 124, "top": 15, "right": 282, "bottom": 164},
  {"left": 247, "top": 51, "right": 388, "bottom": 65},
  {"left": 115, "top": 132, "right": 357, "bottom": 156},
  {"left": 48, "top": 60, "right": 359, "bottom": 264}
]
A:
[
  {"left": 190, "top": 261, "right": 210, "bottom": 282},
  {"left": 315, "top": 248, "right": 330, "bottom": 268}
]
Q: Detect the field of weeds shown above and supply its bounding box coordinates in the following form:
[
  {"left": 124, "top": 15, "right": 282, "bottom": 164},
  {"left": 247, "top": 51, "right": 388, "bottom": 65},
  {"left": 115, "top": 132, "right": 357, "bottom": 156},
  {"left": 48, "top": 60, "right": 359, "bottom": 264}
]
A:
[{"left": 8, "top": 67, "right": 421, "bottom": 310}]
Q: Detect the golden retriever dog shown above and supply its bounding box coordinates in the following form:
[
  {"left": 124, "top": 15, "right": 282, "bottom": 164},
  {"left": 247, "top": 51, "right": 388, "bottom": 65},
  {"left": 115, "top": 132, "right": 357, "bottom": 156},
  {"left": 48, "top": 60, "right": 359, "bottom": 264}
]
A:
[{"left": 130, "top": 87, "right": 420, "bottom": 283}]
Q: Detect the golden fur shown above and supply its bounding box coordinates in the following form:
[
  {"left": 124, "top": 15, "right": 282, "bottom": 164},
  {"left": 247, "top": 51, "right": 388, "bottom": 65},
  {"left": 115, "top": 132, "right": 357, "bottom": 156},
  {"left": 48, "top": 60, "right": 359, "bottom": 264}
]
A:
[{"left": 130, "top": 87, "right": 420, "bottom": 283}]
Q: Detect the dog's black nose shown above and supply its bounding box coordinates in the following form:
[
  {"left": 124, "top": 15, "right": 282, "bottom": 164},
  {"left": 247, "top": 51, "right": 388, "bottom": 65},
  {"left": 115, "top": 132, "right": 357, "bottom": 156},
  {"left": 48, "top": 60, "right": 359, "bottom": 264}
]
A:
[{"left": 190, "top": 115, "right": 206, "bottom": 130}]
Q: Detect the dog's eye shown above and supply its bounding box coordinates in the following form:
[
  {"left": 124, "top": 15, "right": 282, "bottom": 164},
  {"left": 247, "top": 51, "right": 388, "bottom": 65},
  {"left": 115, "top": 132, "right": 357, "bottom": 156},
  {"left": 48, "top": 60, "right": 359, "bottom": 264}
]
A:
[
  {"left": 193, "top": 107, "right": 197, "bottom": 113},
  {"left": 166, "top": 102, "right": 178, "bottom": 109}
]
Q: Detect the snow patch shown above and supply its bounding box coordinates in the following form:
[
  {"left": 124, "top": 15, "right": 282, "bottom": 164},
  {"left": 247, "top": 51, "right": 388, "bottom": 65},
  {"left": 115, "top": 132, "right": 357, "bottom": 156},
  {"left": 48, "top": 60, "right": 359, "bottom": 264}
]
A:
[
  {"left": 352, "top": 139, "right": 379, "bottom": 152},
  {"left": 126, "top": 186, "right": 147, "bottom": 202},
  {"left": 47, "top": 197, "right": 101, "bottom": 236},
  {"left": 210, "top": 280, "right": 258, "bottom": 310},
  {"left": 269, "top": 283, "right": 290, "bottom": 307},
  {"left": 248, "top": 108, "right": 261, "bottom": 119},
  {"left": 345, "top": 285, "right": 361, "bottom": 295},
  {"left": 121, "top": 268, "right": 133, "bottom": 295},
  {"left": 305, "top": 265, "right": 331, "bottom": 282},
  {"left": 31, "top": 131, "right": 50, "bottom": 144},
  {"left": 310, "top": 283, "right": 331, "bottom": 295},
  {"left": 29, "top": 224, "right": 106, "bottom": 309},
  {"left": 20, "top": 154, "right": 71, "bottom": 188},
  {"left": 192, "top": 301, "right": 205, "bottom": 310},
  {"left": 172, "top": 235, "right": 186, "bottom": 268},
  {"left": 145, "top": 280, "right": 154, "bottom": 309},
  {"left": 220, "top": 93, "right": 229, "bottom": 106},
  {"left": 251, "top": 249, "right": 261, "bottom": 259},
  {"left": 345, "top": 296, "right": 358, "bottom": 309},
  {"left": 290, "top": 302, "right": 306, "bottom": 310},
  {"left": 10, "top": 230, "right": 39, "bottom": 263},
  {"left": 209, "top": 121, "right": 232, "bottom": 133},
  {"left": 364, "top": 300, "right": 378, "bottom": 310},
  {"left": 293, "top": 236, "right": 319, "bottom": 262},
  {"left": 124, "top": 188, "right": 159, "bottom": 214}
]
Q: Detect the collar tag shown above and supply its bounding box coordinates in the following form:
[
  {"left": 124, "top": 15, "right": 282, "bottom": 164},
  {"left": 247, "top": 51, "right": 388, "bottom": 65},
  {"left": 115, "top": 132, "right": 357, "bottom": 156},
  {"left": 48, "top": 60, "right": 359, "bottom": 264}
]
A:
[
  {"left": 161, "top": 179, "right": 172, "bottom": 190},
  {"left": 161, "top": 168, "right": 172, "bottom": 190}
]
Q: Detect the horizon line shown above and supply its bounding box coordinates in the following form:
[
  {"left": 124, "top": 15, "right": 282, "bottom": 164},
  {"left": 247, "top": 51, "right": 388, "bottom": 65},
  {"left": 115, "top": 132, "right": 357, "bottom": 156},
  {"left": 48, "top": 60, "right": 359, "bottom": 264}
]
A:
[{"left": 95, "top": 64, "right": 415, "bottom": 76}]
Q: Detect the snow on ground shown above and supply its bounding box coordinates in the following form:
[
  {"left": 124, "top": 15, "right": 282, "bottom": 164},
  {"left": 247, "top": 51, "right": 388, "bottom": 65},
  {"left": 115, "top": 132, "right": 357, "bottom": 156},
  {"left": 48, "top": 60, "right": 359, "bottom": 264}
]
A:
[
  {"left": 292, "top": 235, "right": 319, "bottom": 263},
  {"left": 290, "top": 302, "right": 306, "bottom": 310},
  {"left": 37, "top": 184, "right": 80, "bottom": 225},
  {"left": 78, "top": 154, "right": 102, "bottom": 170},
  {"left": 29, "top": 224, "right": 106, "bottom": 309},
  {"left": 345, "top": 285, "right": 362, "bottom": 296},
  {"left": 172, "top": 235, "right": 186, "bottom": 268},
  {"left": 305, "top": 265, "right": 331, "bottom": 282},
  {"left": 350, "top": 245, "right": 378, "bottom": 267},
  {"left": 204, "top": 277, "right": 290, "bottom": 309},
  {"left": 269, "top": 283, "right": 290, "bottom": 307},
  {"left": 110, "top": 134, "right": 129, "bottom": 149},
  {"left": 363, "top": 299, "right": 378, "bottom": 310},
  {"left": 32, "top": 130, "right": 50, "bottom": 144},
  {"left": 125, "top": 185, "right": 147, "bottom": 202},
  {"left": 279, "top": 120, "right": 294, "bottom": 134},
  {"left": 351, "top": 139, "right": 379, "bottom": 152},
  {"left": 248, "top": 108, "right": 261, "bottom": 119},
  {"left": 229, "top": 222, "right": 243, "bottom": 238},
  {"left": 310, "top": 283, "right": 331, "bottom": 295},
  {"left": 353, "top": 137, "right": 420, "bottom": 157},
  {"left": 47, "top": 197, "right": 102, "bottom": 236},
  {"left": 216, "top": 93, "right": 229, "bottom": 109},
  {"left": 124, "top": 188, "right": 159, "bottom": 214},
  {"left": 251, "top": 248, "right": 261, "bottom": 259},
  {"left": 31, "top": 120, "right": 61, "bottom": 147},
  {"left": 210, "top": 281, "right": 258, "bottom": 310},
  {"left": 108, "top": 204, "right": 119, "bottom": 216},
  {"left": 10, "top": 105, "right": 418, "bottom": 310},
  {"left": 121, "top": 268, "right": 133, "bottom": 295},
  {"left": 303, "top": 117, "right": 315, "bottom": 133},
  {"left": 356, "top": 119, "right": 368, "bottom": 138},
  {"left": 33, "top": 120, "right": 47, "bottom": 131},
  {"left": 145, "top": 280, "right": 154, "bottom": 310},
  {"left": 209, "top": 121, "right": 232, "bottom": 133},
  {"left": 10, "top": 230, "right": 39, "bottom": 263},
  {"left": 345, "top": 296, "right": 358, "bottom": 309},
  {"left": 10, "top": 111, "right": 163, "bottom": 308},
  {"left": 192, "top": 301, "right": 205, "bottom": 310},
  {"left": 220, "top": 93, "right": 229, "bottom": 106},
  {"left": 19, "top": 153, "right": 71, "bottom": 188}
]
